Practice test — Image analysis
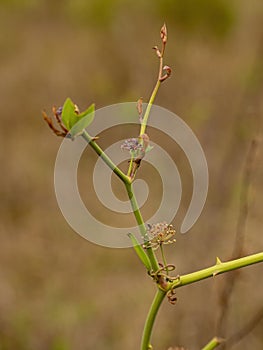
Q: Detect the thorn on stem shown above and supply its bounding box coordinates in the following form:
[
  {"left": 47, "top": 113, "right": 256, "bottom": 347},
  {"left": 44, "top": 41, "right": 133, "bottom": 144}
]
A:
[{"left": 216, "top": 257, "right": 222, "bottom": 265}]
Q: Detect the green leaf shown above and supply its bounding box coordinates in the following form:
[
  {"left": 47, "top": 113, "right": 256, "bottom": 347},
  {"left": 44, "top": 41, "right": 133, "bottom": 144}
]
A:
[
  {"left": 70, "top": 103, "right": 95, "bottom": 137},
  {"left": 61, "top": 98, "right": 76, "bottom": 130},
  {"left": 61, "top": 98, "right": 95, "bottom": 138},
  {"left": 128, "top": 233, "right": 152, "bottom": 271}
]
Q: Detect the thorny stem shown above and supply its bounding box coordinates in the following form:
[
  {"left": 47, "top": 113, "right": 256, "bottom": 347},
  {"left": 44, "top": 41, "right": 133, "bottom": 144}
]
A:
[
  {"left": 170, "top": 252, "right": 263, "bottom": 290},
  {"left": 141, "top": 252, "right": 263, "bottom": 350}
]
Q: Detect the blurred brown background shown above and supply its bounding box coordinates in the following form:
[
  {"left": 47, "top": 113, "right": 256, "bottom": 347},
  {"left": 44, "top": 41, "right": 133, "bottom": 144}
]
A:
[{"left": 0, "top": 0, "right": 262, "bottom": 349}]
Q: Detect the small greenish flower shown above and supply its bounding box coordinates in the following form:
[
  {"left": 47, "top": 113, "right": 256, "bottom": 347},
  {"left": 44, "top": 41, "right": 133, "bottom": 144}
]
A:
[
  {"left": 121, "top": 138, "right": 142, "bottom": 151},
  {"left": 144, "top": 222, "right": 176, "bottom": 250}
]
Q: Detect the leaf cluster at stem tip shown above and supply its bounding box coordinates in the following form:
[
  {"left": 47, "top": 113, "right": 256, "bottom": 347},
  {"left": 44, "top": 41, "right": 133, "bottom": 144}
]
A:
[
  {"left": 61, "top": 98, "right": 95, "bottom": 138},
  {"left": 43, "top": 97, "right": 95, "bottom": 139}
]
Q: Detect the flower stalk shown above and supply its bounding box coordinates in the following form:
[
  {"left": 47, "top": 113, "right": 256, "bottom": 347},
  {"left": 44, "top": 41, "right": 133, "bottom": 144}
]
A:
[{"left": 140, "top": 23, "right": 171, "bottom": 137}]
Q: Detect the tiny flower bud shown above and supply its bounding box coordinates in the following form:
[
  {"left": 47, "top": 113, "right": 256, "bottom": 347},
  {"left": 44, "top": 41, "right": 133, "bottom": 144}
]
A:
[
  {"left": 160, "top": 23, "right": 167, "bottom": 44},
  {"left": 137, "top": 97, "right": 143, "bottom": 115},
  {"left": 160, "top": 65, "right": 172, "bottom": 82},
  {"left": 152, "top": 46, "right": 162, "bottom": 58},
  {"left": 163, "top": 65, "right": 172, "bottom": 74},
  {"left": 121, "top": 138, "right": 143, "bottom": 152},
  {"left": 144, "top": 222, "right": 176, "bottom": 250},
  {"left": 74, "top": 104, "right": 80, "bottom": 114},
  {"left": 56, "top": 106, "right": 63, "bottom": 116}
]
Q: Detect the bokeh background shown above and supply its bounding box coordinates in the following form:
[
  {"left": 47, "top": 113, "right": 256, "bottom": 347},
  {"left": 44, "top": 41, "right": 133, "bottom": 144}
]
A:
[{"left": 0, "top": 0, "right": 262, "bottom": 349}]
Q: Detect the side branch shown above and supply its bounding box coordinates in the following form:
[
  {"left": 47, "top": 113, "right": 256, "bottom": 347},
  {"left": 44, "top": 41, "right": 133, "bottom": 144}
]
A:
[
  {"left": 170, "top": 252, "right": 263, "bottom": 290},
  {"left": 82, "top": 130, "right": 131, "bottom": 185}
]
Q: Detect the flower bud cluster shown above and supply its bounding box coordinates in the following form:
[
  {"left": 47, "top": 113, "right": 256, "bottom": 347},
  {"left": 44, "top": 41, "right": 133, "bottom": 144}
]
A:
[{"left": 144, "top": 222, "right": 176, "bottom": 250}]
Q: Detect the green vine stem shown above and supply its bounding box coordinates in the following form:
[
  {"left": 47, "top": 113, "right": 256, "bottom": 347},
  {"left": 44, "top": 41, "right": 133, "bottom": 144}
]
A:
[
  {"left": 81, "top": 24, "right": 169, "bottom": 271},
  {"left": 140, "top": 79, "right": 161, "bottom": 136},
  {"left": 201, "top": 337, "right": 224, "bottom": 350},
  {"left": 127, "top": 154, "right": 134, "bottom": 177},
  {"left": 140, "top": 252, "right": 263, "bottom": 350},
  {"left": 76, "top": 42, "right": 262, "bottom": 350},
  {"left": 140, "top": 23, "right": 168, "bottom": 137},
  {"left": 82, "top": 130, "right": 130, "bottom": 185},
  {"left": 125, "top": 182, "right": 159, "bottom": 272},
  {"left": 140, "top": 289, "right": 166, "bottom": 350},
  {"left": 82, "top": 87, "right": 263, "bottom": 350},
  {"left": 81, "top": 130, "right": 159, "bottom": 272},
  {"left": 170, "top": 252, "right": 263, "bottom": 290}
]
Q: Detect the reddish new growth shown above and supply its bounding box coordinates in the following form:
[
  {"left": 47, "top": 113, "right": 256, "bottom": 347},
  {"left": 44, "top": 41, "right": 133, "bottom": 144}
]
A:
[
  {"left": 42, "top": 106, "right": 69, "bottom": 137},
  {"left": 152, "top": 23, "right": 172, "bottom": 83},
  {"left": 43, "top": 104, "right": 81, "bottom": 138}
]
